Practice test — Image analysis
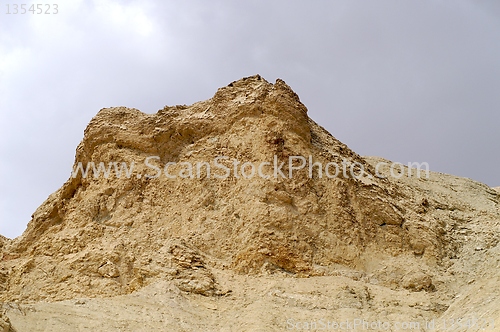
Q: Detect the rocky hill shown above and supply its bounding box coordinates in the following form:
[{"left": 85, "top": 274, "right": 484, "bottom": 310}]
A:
[{"left": 1, "top": 76, "right": 499, "bottom": 331}]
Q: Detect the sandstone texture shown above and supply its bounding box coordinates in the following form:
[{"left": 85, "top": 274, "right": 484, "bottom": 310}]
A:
[{"left": 1, "top": 76, "right": 499, "bottom": 331}]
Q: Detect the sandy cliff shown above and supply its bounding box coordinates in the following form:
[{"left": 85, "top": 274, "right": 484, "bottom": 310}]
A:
[{"left": 1, "top": 76, "right": 498, "bottom": 331}]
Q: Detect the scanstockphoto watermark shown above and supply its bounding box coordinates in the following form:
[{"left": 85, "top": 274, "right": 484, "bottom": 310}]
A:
[
  {"left": 71, "top": 156, "right": 430, "bottom": 180},
  {"left": 286, "top": 317, "right": 495, "bottom": 331},
  {"left": 287, "top": 318, "right": 422, "bottom": 331}
]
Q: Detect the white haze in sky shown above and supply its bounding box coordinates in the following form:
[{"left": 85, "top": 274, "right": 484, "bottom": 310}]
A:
[{"left": 1, "top": 0, "right": 499, "bottom": 238}]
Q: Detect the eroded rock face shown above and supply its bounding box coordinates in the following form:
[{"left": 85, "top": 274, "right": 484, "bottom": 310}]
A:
[
  {"left": 402, "top": 271, "right": 434, "bottom": 292},
  {"left": 0, "top": 76, "right": 450, "bottom": 301}
]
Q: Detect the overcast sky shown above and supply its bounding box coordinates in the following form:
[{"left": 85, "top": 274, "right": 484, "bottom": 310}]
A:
[{"left": 1, "top": 0, "right": 499, "bottom": 238}]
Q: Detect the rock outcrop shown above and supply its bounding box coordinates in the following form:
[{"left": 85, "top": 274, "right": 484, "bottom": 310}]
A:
[
  {"left": 0, "top": 76, "right": 498, "bottom": 331},
  {"left": 0, "top": 75, "right": 446, "bottom": 302}
]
